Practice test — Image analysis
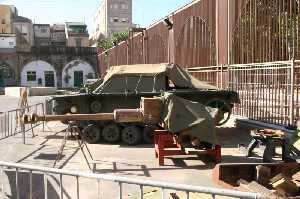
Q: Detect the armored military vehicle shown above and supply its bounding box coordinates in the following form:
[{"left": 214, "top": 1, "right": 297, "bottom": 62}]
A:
[{"left": 52, "top": 63, "right": 239, "bottom": 145}]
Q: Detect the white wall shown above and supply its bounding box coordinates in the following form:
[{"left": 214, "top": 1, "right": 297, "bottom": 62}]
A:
[
  {"left": 62, "top": 60, "right": 95, "bottom": 88},
  {"left": 21, "top": 60, "right": 57, "bottom": 87},
  {"left": 0, "top": 36, "right": 16, "bottom": 49}
]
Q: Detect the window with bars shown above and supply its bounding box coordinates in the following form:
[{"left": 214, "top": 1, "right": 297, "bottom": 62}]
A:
[{"left": 27, "top": 71, "right": 36, "bottom": 81}]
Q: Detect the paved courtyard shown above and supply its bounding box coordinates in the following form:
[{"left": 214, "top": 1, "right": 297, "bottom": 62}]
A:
[{"left": 0, "top": 95, "right": 261, "bottom": 198}]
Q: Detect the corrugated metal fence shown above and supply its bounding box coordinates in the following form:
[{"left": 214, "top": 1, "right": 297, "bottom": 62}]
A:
[
  {"left": 98, "top": 0, "right": 300, "bottom": 74},
  {"left": 98, "top": 0, "right": 217, "bottom": 74}
]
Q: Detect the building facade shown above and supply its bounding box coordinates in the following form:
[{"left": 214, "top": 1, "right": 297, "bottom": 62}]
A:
[
  {"left": 65, "top": 22, "right": 89, "bottom": 47},
  {"left": 33, "top": 24, "right": 51, "bottom": 46},
  {"left": 0, "top": 5, "right": 17, "bottom": 34},
  {"left": 13, "top": 16, "right": 34, "bottom": 52},
  {"left": 92, "top": 0, "right": 132, "bottom": 41},
  {"left": 0, "top": 5, "right": 98, "bottom": 89},
  {"left": 51, "top": 24, "right": 66, "bottom": 46}
]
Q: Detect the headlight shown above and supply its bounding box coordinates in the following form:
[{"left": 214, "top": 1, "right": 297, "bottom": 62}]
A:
[{"left": 70, "top": 106, "right": 78, "bottom": 114}]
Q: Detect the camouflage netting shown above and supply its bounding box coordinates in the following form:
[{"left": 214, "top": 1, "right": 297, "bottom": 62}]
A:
[{"left": 159, "top": 93, "right": 219, "bottom": 145}]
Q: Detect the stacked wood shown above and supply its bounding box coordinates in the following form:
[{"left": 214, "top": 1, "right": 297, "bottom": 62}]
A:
[
  {"left": 235, "top": 167, "right": 300, "bottom": 198},
  {"left": 237, "top": 179, "right": 284, "bottom": 199},
  {"left": 270, "top": 173, "right": 299, "bottom": 197}
]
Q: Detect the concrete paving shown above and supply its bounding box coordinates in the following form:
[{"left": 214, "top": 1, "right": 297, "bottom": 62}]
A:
[
  {"left": 0, "top": 95, "right": 263, "bottom": 198},
  {"left": 0, "top": 120, "right": 263, "bottom": 199},
  {"left": 0, "top": 95, "right": 48, "bottom": 112}
]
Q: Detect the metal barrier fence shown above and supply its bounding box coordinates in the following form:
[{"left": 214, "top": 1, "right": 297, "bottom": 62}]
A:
[
  {"left": 0, "top": 103, "right": 45, "bottom": 141},
  {"left": 0, "top": 161, "right": 264, "bottom": 199},
  {"left": 188, "top": 60, "right": 300, "bottom": 127}
]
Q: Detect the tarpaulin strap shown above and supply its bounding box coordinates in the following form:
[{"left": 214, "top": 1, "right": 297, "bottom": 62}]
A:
[
  {"left": 152, "top": 75, "right": 157, "bottom": 92},
  {"left": 124, "top": 76, "right": 128, "bottom": 96},
  {"left": 134, "top": 75, "right": 142, "bottom": 93}
]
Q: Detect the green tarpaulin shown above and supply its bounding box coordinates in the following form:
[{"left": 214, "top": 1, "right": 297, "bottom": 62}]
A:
[{"left": 159, "top": 93, "right": 219, "bottom": 145}]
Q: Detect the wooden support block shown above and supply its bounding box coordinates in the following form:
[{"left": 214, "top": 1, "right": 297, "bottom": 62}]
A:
[
  {"left": 256, "top": 165, "right": 272, "bottom": 187},
  {"left": 270, "top": 173, "right": 285, "bottom": 184},
  {"left": 292, "top": 171, "right": 300, "bottom": 181},
  {"left": 238, "top": 179, "right": 285, "bottom": 199},
  {"left": 272, "top": 178, "right": 299, "bottom": 197},
  {"left": 247, "top": 181, "right": 274, "bottom": 196}
]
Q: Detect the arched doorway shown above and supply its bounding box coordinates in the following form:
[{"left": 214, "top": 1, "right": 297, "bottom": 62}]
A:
[
  {"left": 62, "top": 60, "right": 95, "bottom": 88},
  {"left": 21, "top": 60, "right": 57, "bottom": 87},
  {"left": 0, "top": 62, "right": 16, "bottom": 87},
  {"left": 175, "top": 16, "right": 216, "bottom": 69}
]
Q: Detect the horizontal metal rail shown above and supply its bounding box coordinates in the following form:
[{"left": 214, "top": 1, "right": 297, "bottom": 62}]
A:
[
  {"left": 189, "top": 60, "right": 300, "bottom": 127},
  {"left": 0, "top": 103, "right": 45, "bottom": 141},
  {"left": 0, "top": 161, "right": 264, "bottom": 199}
]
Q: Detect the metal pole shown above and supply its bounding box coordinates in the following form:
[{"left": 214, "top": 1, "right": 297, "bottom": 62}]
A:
[
  {"left": 0, "top": 161, "right": 264, "bottom": 199},
  {"left": 1, "top": 167, "right": 4, "bottom": 197},
  {"left": 22, "top": 120, "right": 25, "bottom": 144},
  {"left": 42, "top": 103, "right": 45, "bottom": 132},
  {"left": 16, "top": 168, "right": 19, "bottom": 199},
  {"left": 44, "top": 173, "right": 48, "bottom": 199},
  {"left": 290, "top": 58, "right": 295, "bottom": 125},
  {"left": 60, "top": 174, "right": 63, "bottom": 199},
  {"left": 227, "top": 0, "right": 230, "bottom": 65},
  {"left": 29, "top": 170, "right": 33, "bottom": 199},
  {"left": 221, "top": 65, "right": 223, "bottom": 89}
]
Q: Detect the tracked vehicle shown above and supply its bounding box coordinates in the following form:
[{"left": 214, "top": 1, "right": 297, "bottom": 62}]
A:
[{"left": 52, "top": 63, "right": 239, "bottom": 145}]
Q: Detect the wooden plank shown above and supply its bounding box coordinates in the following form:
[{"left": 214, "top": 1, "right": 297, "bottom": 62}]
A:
[{"left": 272, "top": 178, "right": 299, "bottom": 197}]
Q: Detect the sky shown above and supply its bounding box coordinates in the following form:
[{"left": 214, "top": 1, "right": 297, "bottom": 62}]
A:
[{"left": 0, "top": 0, "right": 193, "bottom": 33}]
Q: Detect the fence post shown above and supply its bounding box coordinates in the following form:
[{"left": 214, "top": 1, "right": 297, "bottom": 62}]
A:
[
  {"left": 42, "top": 103, "right": 45, "bottom": 132},
  {"left": 220, "top": 65, "right": 223, "bottom": 89},
  {"left": 226, "top": 64, "right": 230, "bottom": 90},
  {"left": 22, "top": 122, "right": 25, "bottom": 144},
  {"left": 290, "top": 58, "right": 295, "bottom": 126}
]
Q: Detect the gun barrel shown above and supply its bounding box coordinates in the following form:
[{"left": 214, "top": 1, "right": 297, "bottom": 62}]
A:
[
  {"left": 35, "top": 113, "right": 115, "bottom": 122},
  {"left": 23, "top": 109, "right": 144, "bottom": 124}
]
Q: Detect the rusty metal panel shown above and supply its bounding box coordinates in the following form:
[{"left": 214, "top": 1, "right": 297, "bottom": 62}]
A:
[
  {"left": 231, "top": 0, "right": 300, "bottom": 64},
  {"left": 175, "top": 16, "right": 217, "bottom": 69},
  {"left": 173, "top": 0, "right": 217, "bottom": 68},
  {"left": 146, "top": 22, "right": 168, "bottom": 64},
  {"left": 131, "top": 34, "right": 144, "bottom": 64},
  {"left": 108, "top": 47, "right": 117, "bottom": 67},
  {"left": 97, "top": 0, "right": 218, "bottom": 71},
  {"left": 98, "top": 53, "right": 108, "bottom": 75},
  {"left": 116, "top": 42, "right": 128, "bottom": 65}
]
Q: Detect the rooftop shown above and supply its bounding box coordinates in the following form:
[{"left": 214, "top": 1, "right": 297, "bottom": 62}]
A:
[
  {"left": 33, "top": 24, "right": 50, "bottom": 27},
  {"left": 13, "top": 16, "right": 32, "bottom": 23},
  {"left": 66, "top": 22, "right": 87, "bottom": 27}
]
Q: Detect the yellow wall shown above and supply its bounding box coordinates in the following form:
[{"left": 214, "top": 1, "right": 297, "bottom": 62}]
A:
[{"left": 0, "top": 5, "right": 13, "bottom": 34}]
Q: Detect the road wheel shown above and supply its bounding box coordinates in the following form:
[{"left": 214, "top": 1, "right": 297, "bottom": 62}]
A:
[
  {"left": 82, "top": 124, "right": 101, "bottom": 144},
  {"left": 206, "top": 99, "right": 232, "bottom": 126},
  {"left": 121, "top": 126, "right": 142, "bottom": 146},
  {"left": 102, "top": 123, "right": 121, "bottom": 143},
  {"left": 90, "top": 100, "right": 102, "bottom": 113},
  {"left": 142, "top": 126, "right": 156, "bottom": 144}
]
